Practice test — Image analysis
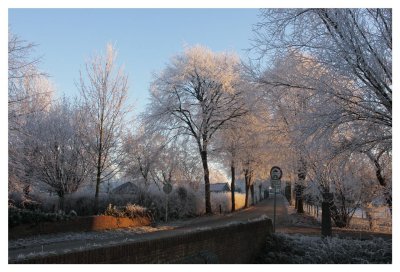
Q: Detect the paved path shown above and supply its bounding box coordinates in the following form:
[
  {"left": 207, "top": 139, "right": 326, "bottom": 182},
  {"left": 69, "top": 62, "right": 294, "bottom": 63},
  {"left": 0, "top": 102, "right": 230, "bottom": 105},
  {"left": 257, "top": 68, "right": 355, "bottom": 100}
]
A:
[{"left": 9, "top": 195, "right": 290, "bottom": 262}]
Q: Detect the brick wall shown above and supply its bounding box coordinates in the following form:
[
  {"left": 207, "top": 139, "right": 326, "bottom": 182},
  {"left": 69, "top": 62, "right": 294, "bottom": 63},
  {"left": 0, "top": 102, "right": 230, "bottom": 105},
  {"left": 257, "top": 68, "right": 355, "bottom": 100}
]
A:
[{"left": 13, "top": 218, "right": 272, "bottom": 264}]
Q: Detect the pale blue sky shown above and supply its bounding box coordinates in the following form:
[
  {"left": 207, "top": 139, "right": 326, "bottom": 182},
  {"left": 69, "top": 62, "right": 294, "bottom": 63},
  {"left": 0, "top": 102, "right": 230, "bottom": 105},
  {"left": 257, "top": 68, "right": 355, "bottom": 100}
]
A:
[{"left": 9, "top": 8, "right": 260, "bottom": 115}]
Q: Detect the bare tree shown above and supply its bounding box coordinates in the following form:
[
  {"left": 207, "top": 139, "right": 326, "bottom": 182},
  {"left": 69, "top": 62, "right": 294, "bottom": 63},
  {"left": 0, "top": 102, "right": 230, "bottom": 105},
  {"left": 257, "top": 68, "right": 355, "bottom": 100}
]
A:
[
  {"left": 23, "top": 98, "right": 90, "bottom": 210},
  {"left": 77, "top": 44, "right": 129, "bottom": 212},
  {"left": 145, "top": 46, "right": 247, "bottom": 214},
  {"left": 8, "top": 31, "right": 51, "bottom": 127},
  {"left": 364, "top": 148, "right": 391, "bottom": 213},
  {"left": 238, "top": 115, "right": 271, "bottom": 208},
  {"left": 8, "top": 31, "right": 53, "bottom": 195},
  {"left": 251, "top": 9, "right": 391, "bottom": 151},
  {"left": 255, "top": 44, "right": 392, "bottom": 212},
  {"left": 122, "top": 127, "right": 166, "bottom": 188},
  {"left": 214, "top": 126, "right": 244, "bottom": 211}
]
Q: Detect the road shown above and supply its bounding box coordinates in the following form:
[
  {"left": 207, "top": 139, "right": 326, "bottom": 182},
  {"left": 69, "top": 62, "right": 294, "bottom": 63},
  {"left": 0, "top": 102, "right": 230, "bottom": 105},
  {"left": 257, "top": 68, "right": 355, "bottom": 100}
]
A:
[{"left": 9, "top": 195, "right": 289, "bottom": 262}]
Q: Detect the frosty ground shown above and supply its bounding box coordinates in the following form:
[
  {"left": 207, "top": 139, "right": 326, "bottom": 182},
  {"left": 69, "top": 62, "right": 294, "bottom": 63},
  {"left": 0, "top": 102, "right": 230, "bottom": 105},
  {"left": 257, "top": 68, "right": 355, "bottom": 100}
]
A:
[
  {"left": 259, "top": 203, "right": 392, "bottom": 264},
  {"left": 256, "top": 233, "right": 391, "bottom": 264}
]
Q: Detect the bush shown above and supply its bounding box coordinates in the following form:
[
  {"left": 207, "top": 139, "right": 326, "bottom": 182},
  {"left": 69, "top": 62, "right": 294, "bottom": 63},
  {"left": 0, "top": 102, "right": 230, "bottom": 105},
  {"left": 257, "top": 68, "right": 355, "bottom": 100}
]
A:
[
  {"left": 210, "top": 192, "right": 246, "bottom": 213},
  {"left": 9, "top": 191, "right": 42, "bottom": 211},
  {"left": 104, "top": 203, "right": 152, "bottom": 220},
  {"left": 256, "top": 233, "right": 392, "bottom": 264},
  {"left": 15, "top": 183, "right": 248, "bottom": 221},
  {"left": 8, "top": 206, "right": 73, "bottom": 228}
]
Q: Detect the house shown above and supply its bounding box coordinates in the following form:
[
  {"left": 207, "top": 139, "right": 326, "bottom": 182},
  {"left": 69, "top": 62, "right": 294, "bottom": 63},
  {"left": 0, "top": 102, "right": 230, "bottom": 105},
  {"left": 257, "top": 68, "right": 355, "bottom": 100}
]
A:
[
  {"left": 210, "top": 182, "right": 231, "bottom": 193},
  {"left": 111, "top": 181, "right": 139, "bottom": 195},
  {"left": 234, "top": 180, "right": 246, "bottom": 193},
  {"left": 233, "top": 180, "right": 269, "bottom": 195}
]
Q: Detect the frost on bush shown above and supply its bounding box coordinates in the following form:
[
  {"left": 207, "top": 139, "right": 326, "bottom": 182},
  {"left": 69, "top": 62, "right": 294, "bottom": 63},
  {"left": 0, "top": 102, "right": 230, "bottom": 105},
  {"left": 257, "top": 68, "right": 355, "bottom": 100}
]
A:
[
  {"left": 104, "top": 203, "right": 152, "bottom": 220},
  {"left": 8, "top": 206, "right": 73, "bottom": 228},
  {"left": 209, "top": 192, "right": 246, "bottom": 213},
  {"left": 68, "top": 210, "right": 77, "bottom": 218},
  {"left": 15, "top": 183, "right": 247, "bottom": 222},
  {"left": 256, "top": 233, "right": 392, "bottom": 264}
]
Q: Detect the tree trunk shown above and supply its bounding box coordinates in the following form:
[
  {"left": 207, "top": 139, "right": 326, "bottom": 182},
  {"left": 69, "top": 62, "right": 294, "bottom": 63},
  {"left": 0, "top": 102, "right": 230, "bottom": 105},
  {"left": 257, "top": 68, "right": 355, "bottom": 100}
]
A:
[
  {"left": 368, "top": 151, "right": 392, "bottom": 215},
  {"left": 321, "top": 201, "right": 332, "bottom": 237},
  {"left": 94, "top": 154, "right": 102, "bottom": 214},
  {"left": 295, "top": 183, "right": 304, "bottom": 213},
  {"left": 245, "top": 184, "right": 250, "bottom": 208},
  {"left": 94, "top": 138, "right": 103, "bottom": 214},
  {"left": 244, "top": 169, "right": 252, "bottom": 208},
  {"left": 365, "top": 210, "right": 376, "bottom": 231},
  {"left": 296, "top": 157, "right": 306, "bottom": 213},
  {"left": 200, "top": 149, "right": 212, "bottom": 214},
  {"left": 297, "top": 197, "right": 304, "bottom": 213},
  {"left": 94, "top": 120, "right": 104, "bottom": 214},
  {"left": 58, "top": 192, "right": 65, "bottom": 212},
  {"left": 250, "top": 184, "right": 255, "bottom": 205},
  {"left": 374, "top": 161, "right": 392, "bottom": 215},
  {"left": 231, "top": 161, "right": 236, "bottom": 212}
]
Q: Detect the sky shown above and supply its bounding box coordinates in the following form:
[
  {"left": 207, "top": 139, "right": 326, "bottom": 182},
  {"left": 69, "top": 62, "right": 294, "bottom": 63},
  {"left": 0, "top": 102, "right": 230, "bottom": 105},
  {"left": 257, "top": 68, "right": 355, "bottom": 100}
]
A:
[{"left": 8, "top": 8, "right": 260, "bottom": 115}]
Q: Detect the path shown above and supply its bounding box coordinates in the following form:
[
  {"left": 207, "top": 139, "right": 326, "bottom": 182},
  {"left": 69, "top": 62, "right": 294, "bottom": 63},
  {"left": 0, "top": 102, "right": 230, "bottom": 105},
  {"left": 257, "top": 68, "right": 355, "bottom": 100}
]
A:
[
  {"left": 8, "top": 195, "right": 289, "bottom": 262},
  {"left": 11, "top": 194, "right": 389, "bottom": 262}
]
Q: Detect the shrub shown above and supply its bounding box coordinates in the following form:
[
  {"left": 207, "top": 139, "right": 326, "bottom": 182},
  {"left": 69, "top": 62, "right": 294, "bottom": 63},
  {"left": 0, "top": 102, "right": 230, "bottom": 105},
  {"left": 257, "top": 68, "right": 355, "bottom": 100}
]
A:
[
  {"left": 256, "top": 233, "right": 392, "bottom": 264},
  {"left": 104, "top": 203, "right": 152, "bottom": 220},
  {"left": 8, "top": 206, "right": 73, "bottom": 228},
  {"left": 210, "top": 192, "right": 246, "bottom": 213},
  {"left": 9, "top": 191, "right": 42, "bottom": 211},
  {"left": 16, "top": 183, "right": 248, "bottom": 221}
]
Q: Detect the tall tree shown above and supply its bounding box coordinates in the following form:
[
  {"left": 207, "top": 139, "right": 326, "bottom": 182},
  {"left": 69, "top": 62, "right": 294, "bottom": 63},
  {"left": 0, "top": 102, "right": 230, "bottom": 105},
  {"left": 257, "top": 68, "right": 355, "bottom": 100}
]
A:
[
  {"left": 257, "top": 49, "right": 392, "bottom": 212},
  {"left": 23, "top": 98, "right": 90, "bottom": 210},
  {"left": 145, "top": 46, "right": 247, "bottom": 214},
  {"left": 214, "top": 126, "right": 244, "bottom": 212},
  {"left": 78, "top": 44, "right": 129, "bottom": 213},
  {"left": 252, "top": 8, "right": 391, "bottom": 151},
  {"left": 8, "top": 30, "right": 53, "bottom": 195}
]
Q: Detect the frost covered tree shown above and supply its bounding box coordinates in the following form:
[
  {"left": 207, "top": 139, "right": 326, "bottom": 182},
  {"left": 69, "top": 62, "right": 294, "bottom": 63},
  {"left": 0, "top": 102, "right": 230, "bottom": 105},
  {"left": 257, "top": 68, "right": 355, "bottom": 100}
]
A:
[
  {"left": 255, "top": 53, "right": 320, "bottom": 213},
  {"left": 77, "top": 44, "right": 129, "bottom": 212},
  {"left": 212, "top": 80, "right": 261, "bottom": 211},
  {"left": 123, "top": 122, "right": 204, "bottom": 194},
  {"left": 364, "top": 148, "right": 392, "bottom": 213},
  {"left": 214, "top": 103, "right": 271, "bottom": 209},
  {"left": 122, "top": 128, "right": 166, "bottom": 188},
  {"left": 214, "top": 126, "right": 245, "bottom": 211},
  {"left": 145, "top": 46, "right": 247, "bottom": 214},
  {"left": 239, "top": 114, "right": 271, "bottom": 208},
  {"left": 8, "top": 31, "right": 53, "bottom": 128},
  {"left": 23, "top": 98, "right": 90, "bottom": 210},
  {"left": 305, "top": 148, "right": 384, "bottom": 228},
  {"left": 252, "top": 8, "right": 391, "bottom": 150},
  {"left": 8, "top": 31, "right": 54, "bottom": 195},
  {"left": 251, "top": 10, "right": 392, "bottom": 199}
]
